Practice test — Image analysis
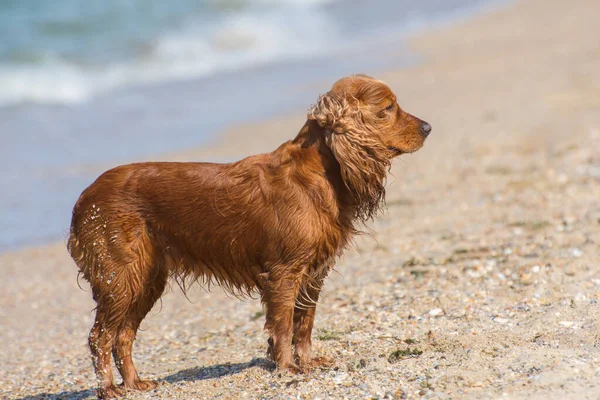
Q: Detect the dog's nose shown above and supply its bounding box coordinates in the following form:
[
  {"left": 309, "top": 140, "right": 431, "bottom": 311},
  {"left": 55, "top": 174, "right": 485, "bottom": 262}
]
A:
[{"left": 420, "top": 122, "right": 432, "bottom": 136}]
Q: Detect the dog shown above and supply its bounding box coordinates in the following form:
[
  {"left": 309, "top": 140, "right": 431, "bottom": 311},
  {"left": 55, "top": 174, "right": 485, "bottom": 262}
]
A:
[{"left": 67, "top": 74, "right": 431, "bottom": 398}]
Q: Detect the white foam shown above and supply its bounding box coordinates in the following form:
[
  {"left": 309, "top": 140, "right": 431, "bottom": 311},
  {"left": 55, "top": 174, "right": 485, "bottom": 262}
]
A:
[{"left": 0, "top": 62, "right": 91, "bottom": 105}]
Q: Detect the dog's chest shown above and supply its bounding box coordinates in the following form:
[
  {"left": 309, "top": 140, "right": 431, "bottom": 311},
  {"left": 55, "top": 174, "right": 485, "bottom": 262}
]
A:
[{"left": 306, "top": 221, "right": 350, "bottom": 277}]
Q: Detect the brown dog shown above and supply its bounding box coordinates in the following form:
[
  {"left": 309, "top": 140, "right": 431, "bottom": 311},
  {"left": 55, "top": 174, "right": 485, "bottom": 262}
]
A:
[{"left": 68, "top": 74, "right": 431, "bottom": 398}]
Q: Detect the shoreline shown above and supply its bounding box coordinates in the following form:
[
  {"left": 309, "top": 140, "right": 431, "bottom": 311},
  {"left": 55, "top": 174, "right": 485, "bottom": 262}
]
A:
[{"left": 3, "top": 0, "right": 600, "bottom": 399}]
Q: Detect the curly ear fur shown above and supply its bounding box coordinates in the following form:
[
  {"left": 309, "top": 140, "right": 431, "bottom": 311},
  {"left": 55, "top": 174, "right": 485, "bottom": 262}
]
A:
[{"left": 307, "top": 93, "right": 391, "bottom": 223}]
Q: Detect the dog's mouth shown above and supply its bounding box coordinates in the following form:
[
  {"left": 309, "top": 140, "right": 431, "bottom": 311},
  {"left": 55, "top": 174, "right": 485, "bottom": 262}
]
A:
[
  {"left": 388, "top": 142, "right": 425, "bottom": 156},
  {"left": 387, "top": 146, "right": 405, "bottom": 156}
]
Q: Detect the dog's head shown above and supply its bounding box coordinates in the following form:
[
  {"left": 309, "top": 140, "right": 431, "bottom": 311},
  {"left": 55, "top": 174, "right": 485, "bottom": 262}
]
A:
[
  {"left": 309, "top": 74, "right": 431, "bottom": 157},
  {"left": 307, "top": 75, "right": 431, "bottom": 221}
]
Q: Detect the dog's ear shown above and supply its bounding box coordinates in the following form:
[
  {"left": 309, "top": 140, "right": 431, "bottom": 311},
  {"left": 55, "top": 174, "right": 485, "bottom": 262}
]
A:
[
  {"left": 307, "top": 93, "right": 353, "bottom": 134},
  {"left": 307, "top": 92, "right": 390, "bottom": 223}
]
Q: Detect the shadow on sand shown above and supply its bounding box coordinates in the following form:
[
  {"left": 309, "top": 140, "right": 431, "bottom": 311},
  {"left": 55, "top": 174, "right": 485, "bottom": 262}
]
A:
[
  {"left": 17, "top": 358, "right": 274, "bottom": 400},
  {"left": 162, "top": 357, "right": 274, "bottom": 384}
]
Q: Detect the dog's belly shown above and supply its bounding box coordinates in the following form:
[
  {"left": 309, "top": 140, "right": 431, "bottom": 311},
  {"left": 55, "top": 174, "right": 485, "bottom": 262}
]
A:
[
  {"left": 152, "top": 208, "right": 344, "bottom": 298},
  {"left": 159, "top": 229, "right": 267, "bottom": 296}
]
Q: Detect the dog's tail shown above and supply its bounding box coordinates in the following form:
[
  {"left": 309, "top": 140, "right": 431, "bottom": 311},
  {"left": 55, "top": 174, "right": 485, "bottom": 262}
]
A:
[
  {"left": 66, "top": 195, "right": 96, "bottom": 289},
  {"left": 67, "top": 203, "right": 85, "bottom": 272}
]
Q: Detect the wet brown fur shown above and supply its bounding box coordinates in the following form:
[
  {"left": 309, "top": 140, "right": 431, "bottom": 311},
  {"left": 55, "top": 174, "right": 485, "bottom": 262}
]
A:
[{"left": 67, "top": 75, "right": 430, "bottom": 398}]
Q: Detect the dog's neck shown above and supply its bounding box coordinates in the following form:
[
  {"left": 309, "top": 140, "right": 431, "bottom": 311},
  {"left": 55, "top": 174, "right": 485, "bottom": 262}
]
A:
[
  {"left": 292, "top": 119, "right": 324, "bottom": 145},
  {"left": 286, "top": 119, "right": 388, "bottom": 230},
  {"left": 284, "top": 120, "right": 356, "bottom": 223},
  {"left": 291, "top": 120, "right": 345, "bottom": 186}
]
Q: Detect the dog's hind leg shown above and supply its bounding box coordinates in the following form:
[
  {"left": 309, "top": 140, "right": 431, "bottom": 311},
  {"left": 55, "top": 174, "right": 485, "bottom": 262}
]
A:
[
  {"left": 89, "top": 303, "right": 126, "bottom": 399},
  {"left": 112, "top": 263, "right": 168, "bottom": 392}
]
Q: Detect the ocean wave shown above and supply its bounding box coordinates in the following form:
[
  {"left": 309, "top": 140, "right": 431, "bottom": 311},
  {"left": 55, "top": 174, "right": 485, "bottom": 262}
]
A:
[
  {"left": 0, "top": 0, "right": 507, "bottom": 107},
  {"left": 0, "top": 1, "right": 337, "bottom": 106}
]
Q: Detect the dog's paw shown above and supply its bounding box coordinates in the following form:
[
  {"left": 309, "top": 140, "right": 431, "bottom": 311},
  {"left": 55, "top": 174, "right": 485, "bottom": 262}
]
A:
[
  {"left": 123, "top": 379, "right": 158, "bottom": 391},
  {"left": 97, "top": 384, "right": 124, "bottom": 399},
  {"left": 298, "top": 356, "right": 334, "bottom": 372},
  {"left": 311, "top": 356, "right": 334, "bottom": 368},
  {"left": 277, "top": 361, "right": 302, "bottom": 374}
]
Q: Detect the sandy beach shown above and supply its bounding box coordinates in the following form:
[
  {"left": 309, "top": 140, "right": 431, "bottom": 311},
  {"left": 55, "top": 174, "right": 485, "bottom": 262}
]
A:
[{"left": 2, "top": 0, "right": 600, "bottom": 398}]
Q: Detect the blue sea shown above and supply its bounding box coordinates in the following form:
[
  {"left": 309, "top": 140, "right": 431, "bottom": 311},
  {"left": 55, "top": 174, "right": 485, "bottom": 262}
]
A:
[{"left": 0, "top": 0, "right": 506, "bottom": 252}]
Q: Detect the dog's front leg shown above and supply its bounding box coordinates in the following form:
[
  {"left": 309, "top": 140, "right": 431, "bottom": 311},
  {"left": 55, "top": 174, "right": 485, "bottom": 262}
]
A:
[
  {"left": 293, "top": 304, "right": 317, "bottom": 368},
  {"left": 292, "top": 277, "right": 332, "bottom": 371},
  {"left": 262, "top": 274, "right": 300, "bottom": 373}
]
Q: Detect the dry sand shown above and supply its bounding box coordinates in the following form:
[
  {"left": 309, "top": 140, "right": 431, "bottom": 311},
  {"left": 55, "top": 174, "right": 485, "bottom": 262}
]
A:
[{"left": 2, "top": 0, "right": 600, "bottom": 398}]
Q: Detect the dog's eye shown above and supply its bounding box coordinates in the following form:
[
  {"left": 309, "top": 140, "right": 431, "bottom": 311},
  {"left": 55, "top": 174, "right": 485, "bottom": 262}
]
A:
[{"left": 378, "top": 103, "right": 395, "bottom": 117}]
